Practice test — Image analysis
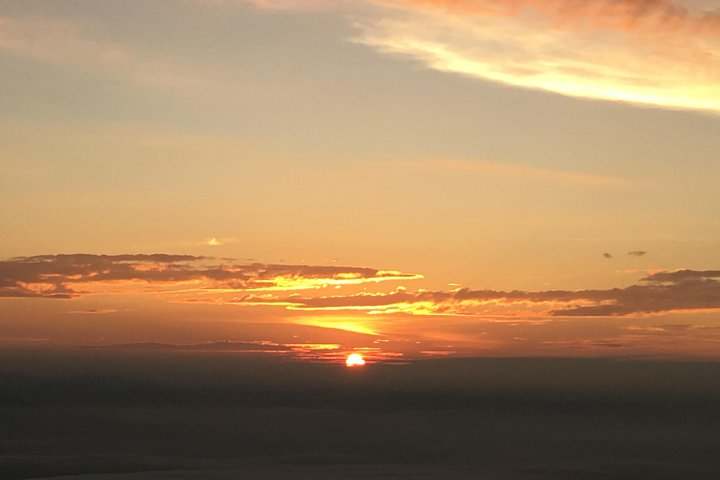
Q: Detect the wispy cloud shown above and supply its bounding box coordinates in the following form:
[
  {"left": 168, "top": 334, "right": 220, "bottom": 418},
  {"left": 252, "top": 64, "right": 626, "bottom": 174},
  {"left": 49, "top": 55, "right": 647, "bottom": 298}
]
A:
[
  {"left": 356, "top": 0, "right": 720, "bottom": 113},
  {"left": 0, "top": 16, "right": 222, "bottom": 92},
  {"left": 68, "top": 308, "right": 121, "bottom": 315},
  {"left": 187, "top": 0, "right": 344, "bottom": 10},
  {"left": 408, "top": 159, "right": 628, "bottom": 187},
  {"left": 204, "top": 237, "right": 238, "bottom": 247},
  {"left": 7, "top": 1, "right": 716, "bottom": 114}
]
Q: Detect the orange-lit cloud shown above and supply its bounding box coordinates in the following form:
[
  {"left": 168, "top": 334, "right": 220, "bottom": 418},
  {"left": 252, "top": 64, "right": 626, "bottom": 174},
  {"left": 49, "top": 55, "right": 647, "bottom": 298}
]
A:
[
  {"left": 358, "top": 0, "right": 720, "bottom": 113},
  {"left": 204, "top": 237, "right": 238, "bottom": 247},
  {"left": 3, "top": 255, "right": 719, "bottom": 320},
  {"left": 232, "top": 270, "right": 720, "bottom": 317},
  {"left": 7, "top": 1, "right": 718, "bottom": 114},
  {"left": 3, "top": 254, "right": 720, "bottom": 359},
  {"left": 293, "top": 316, "right": 380, "bottom": 336},
  {"left": 386, "top": 0, "right": 720, "bottom": 34},
  {"left": 3, "top": 252, "right": 720, "bottom": 362},
  {"left": 95, "top": 340, "right": 386, "bottom": 362},
  {"left": 0, "top": 254, "right": 421, "bottom": 299}
]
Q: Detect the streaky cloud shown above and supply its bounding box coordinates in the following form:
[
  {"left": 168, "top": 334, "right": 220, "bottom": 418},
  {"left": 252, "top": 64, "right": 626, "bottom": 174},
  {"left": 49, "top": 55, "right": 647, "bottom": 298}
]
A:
[
  {"left": 0, "top": 254, "right": 421, "bottom": 299},
  {"left": 407, "top": 159, "right": 629, "bottom": 187},
  {"left": 358, "top": 0, "right": 720, "bottom": 113},
  {"left": 235, "top": 269, "right": 720, "bottom": 318},
  {"left": 3, "top": 254, "right": 718, "bottom": 319}
]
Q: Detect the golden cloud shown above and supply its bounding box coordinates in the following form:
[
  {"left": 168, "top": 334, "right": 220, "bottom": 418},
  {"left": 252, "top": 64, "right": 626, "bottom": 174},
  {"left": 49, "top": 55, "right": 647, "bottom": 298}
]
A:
[{"left": 358, "top": 0, "right": 720, "bottom": 113}]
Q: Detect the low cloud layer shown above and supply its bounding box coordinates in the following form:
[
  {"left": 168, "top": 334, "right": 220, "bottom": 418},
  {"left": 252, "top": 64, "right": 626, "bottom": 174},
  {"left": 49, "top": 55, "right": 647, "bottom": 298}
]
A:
[
  {"left": 2, "top": 254, "right": 719, "bottom": 320},
  {"left": 233, "top": 269, "right": 720, "bottom": 318},
  {"left": 0, "top": 254, "right": 420, "bottom": 299},
  {"left": 2, "top": 254, "right": 719, "bottom": 358}
]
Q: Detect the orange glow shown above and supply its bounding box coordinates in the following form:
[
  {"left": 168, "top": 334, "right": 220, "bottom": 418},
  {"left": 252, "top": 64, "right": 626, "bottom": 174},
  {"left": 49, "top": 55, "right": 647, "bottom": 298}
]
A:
[
  {"left": 345, "top": 353, "right": 366, "bottom": 367},
  {"left": 248, "top": 271, "right": 423, "bottom": 292},
  {"left": 294, "top": 317, "right": 378, "bottom": 336}
]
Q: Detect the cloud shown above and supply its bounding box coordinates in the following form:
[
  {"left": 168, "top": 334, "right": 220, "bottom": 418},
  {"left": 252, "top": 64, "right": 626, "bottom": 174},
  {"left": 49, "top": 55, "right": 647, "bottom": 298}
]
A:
[
  {"left": 231, "top": 269, "right": 720, "bottom": 318},
  {"left": 8, "top": 1, "right": 717, "bottom": 115},
  {"left": 408, "top": 159, "right": 628, "bottom": 187},
  {"left": 3, "top": 254, "right": 718, "bottom": 321},
  {"left": 5, "top": 1, "right": 719, "bottom": 114},
  {"left": 68, "top": 308, "right": 120, "bottom": 315},
  {"left": 189, "top": 0, "right": 343, "bottom": 10},
  {"left": 100, "top": 340, "right": 406, "bottom": 363},
  {"left": 642, "top": 269, "right": 720, "bottom": 283},
  {"left": 624, "top": 323, "right": 696, "bottom": 335},
  {"left": 603, "top": 253, "right": 613, "bottom": 259},
  {"left": 97, "top": 340, "right": 341, "bottom": 357},
  {"left": 0, "top": 16, "right": 223, "bottom": 92},
  {"left": 357, "top": 0, "right": 720, "bottom": 113},
  {"left": 205, "top": 237, "right": 237, "bottom": 247},
  {"left": 0, "top": 254, "right": 421, "bottom": 299},
  {"left": 628, "top": 250, "right": 647, "bottom": 256}
]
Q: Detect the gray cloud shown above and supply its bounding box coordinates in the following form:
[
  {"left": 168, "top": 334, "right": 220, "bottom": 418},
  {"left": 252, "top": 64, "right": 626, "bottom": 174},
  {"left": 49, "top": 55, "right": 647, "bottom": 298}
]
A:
[
  {"left": 4, "top": 254, "right": 718, "bottom": 319},
  {"left": 237, "top": 270, "right": 720, "bottom": 318},
  {"left": 0, "top": 254, "right": 420, "bottom": 299},
  {"left": 642, "top": 269, "right": 720, "bottom": 283}
]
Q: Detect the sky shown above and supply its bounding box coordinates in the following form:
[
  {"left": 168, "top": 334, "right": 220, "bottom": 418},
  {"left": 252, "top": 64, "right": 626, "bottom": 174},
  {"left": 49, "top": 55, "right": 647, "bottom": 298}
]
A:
[{"left": 1, "top": 0, "right": 720, "bottom": 360}]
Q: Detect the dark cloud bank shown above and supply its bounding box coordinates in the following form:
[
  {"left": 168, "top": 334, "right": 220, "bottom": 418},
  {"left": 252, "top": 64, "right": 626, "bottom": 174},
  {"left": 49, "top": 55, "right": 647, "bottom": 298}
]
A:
[{"left": 1, "top": 348, "right": 719, "bottom": 479}]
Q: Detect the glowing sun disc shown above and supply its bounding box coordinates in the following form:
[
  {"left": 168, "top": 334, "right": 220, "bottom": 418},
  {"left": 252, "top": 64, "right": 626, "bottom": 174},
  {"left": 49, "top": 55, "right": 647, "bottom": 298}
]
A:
[{"left": 345, "top": 353, "right": 366, "bottom": 367}]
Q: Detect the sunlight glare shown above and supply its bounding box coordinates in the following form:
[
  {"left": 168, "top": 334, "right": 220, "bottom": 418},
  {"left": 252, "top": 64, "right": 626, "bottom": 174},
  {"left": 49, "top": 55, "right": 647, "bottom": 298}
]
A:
[{"left": 345, "top": 353, "right": 366, "bottom": 367}]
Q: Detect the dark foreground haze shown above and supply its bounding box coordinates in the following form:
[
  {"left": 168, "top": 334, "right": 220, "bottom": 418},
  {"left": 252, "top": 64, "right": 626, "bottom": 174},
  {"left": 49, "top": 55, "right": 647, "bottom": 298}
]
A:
[{"left": 1, "top": 348, "right": 719, "bottom": 480}]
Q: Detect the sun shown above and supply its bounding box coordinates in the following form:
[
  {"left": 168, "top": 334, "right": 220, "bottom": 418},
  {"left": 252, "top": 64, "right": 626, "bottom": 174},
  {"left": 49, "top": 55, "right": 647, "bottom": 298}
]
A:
[{"left": 345, "top": 353, "right": 366, "bottom": 367}]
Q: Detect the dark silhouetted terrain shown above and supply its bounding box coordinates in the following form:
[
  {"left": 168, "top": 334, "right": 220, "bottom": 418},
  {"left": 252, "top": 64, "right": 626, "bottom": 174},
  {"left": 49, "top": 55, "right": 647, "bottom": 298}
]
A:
[{"left": 1, "top": 347, "right": 719, "bottom": 479}]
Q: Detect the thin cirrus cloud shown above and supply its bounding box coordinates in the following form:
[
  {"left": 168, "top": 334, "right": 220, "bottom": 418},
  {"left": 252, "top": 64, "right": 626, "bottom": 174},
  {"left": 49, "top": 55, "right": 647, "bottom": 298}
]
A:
[
  {"left": 198, "top": 0, "right": 720, "bottom": 114},
  {"left": 0, "top": 15, "right": 222, "bottom": 92},
  {"left": 187, "top": 0, "right": 345, "bottom": 9},
  {"left": 0, "top": 254, "right": 421, "bottom": 299},
  {"left": 356, "top": 0, "right": 720, "bottom": 114},
  {"left": 233, "top": 270, "right": 720, "bottom": 318},
  {"left": 408, "top": 159, "right": 629, "bottom": 187},
  {"left": 6, "top": 1, "right": 718, "bottom": 114}
]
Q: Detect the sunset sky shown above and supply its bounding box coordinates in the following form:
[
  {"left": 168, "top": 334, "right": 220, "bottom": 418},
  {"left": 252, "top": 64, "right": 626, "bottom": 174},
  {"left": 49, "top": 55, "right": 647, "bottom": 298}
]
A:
[{"left": 2, "top": 0, "right": 720, "bottom": 360}]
